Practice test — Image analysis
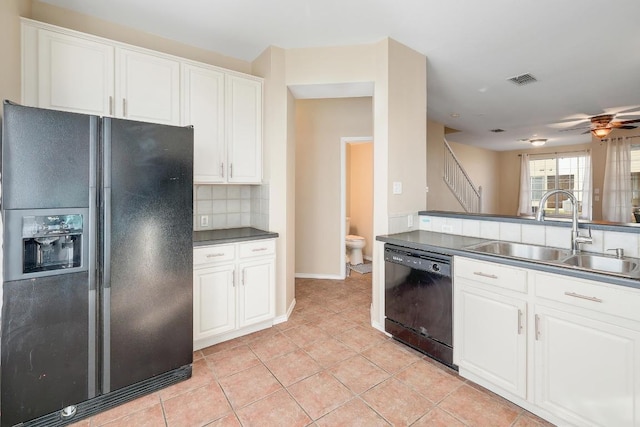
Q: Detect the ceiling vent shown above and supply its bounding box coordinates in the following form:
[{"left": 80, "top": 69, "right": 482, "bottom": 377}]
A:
[
  {"left": 507, "top": 73, "right": 538, "bottom": 86},
  {"left": 490, "top": 128, "right": 505, "bottom": 133}
]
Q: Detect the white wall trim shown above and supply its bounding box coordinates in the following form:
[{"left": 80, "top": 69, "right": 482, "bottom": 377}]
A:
[
  {"left": 341, "top": 136, "right": 374, "bottom": 279},
  {"left": 274, "top": 298, "right": 296, "bottom": 325},
  {"left": 295, "top": 273, "right": 344, "bottom": 280}
]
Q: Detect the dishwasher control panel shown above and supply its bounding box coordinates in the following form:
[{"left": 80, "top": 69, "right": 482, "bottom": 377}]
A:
[{"left": 384, "top": 245, "right": 451, "bottom": 276}]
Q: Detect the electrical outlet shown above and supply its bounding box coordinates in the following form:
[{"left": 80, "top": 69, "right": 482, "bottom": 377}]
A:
[
  {"left": 393, "top": 182, "right": 403, "bottom": 194},
  {"left": 407, "top": 215, "right": 413, "bottom": 228},
  {"left": 200, "top": 215, "right": 210, "bottom": 227}
]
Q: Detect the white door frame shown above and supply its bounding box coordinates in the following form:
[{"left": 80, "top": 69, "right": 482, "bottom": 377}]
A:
[{"left": 340, "top": 136, "right": 374, "bottom": 278}]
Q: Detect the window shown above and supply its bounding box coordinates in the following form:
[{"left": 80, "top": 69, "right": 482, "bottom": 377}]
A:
[
  {"left": 529, "top": 152, "right": 589, "bottom": 217},
  {"left": 631, "top": 146, "right": 640, "bottom": 209}
]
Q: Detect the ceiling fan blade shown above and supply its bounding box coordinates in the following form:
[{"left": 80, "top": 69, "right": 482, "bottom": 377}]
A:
[
  {"left": 548, "top": 118, "right": 589, "bottom": 129},
  {"left": 613, "top": 118, "right": 640, "bottom": 126},
  {"left": 559, "top": 125, "right": 591, "bottom": 132},
  {"left": 616, "top": 110, "right": 640, "bottom": 119},
  {"left": 604, "top": 105, "right": 640, "bottom": 116}
]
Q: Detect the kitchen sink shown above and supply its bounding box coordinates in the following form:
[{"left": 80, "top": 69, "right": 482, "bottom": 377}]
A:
[
  {"left": 465, "top": 241, "right": 571, "bottom": 262},
  {"left": 561, "top": 254, "right": 639, "bottom": 276}
]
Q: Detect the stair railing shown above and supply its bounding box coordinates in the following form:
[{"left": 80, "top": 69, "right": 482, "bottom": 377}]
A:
[{"left": 443, "top": 138, "right": 482, "bottom": 213}]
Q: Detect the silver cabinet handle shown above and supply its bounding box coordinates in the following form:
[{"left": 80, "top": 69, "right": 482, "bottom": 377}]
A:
[
  {"left": 122, "top": 99, "right": 127, "bottom": 117},
  {"left": 564, "top": 291, "right": 603, "bottom": 303},
  {"left": 220, "top": 163, "right": 224, "bottom": 178},
  {"left": 252, "top": 247, "right": 267, "bottom": 252},
  {"left": 473, "top": 271, "right": 498, "bottom": 279},
  {"left": 109, "top": 96, "right": 113, "bottom": 115},
  {"left": 242, "top": 269, "right": 245, "bottom": 286},
  {"left": 230, "top": 163, "right": 233, "bottom": 178},
  {"left": 232, "top": 270, "right": 235, "bottom": 287},
  {"left": 205, "top": 253, "right": 225, "bottom": 258},
  {"left": 517, "top": 309, "right": 523, "bottom": 335},
  {"left": 535, "top": 314, "right": 541, "bottom": 340}
]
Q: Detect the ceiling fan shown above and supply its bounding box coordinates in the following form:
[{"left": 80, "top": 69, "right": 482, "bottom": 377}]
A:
[{"left": 551, "top": 106, "right": 640, "bottom": 139}]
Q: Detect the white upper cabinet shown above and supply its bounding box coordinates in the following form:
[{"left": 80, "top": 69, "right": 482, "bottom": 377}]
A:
[
  {"left": 182, "top": 64, "right": 226, "bottom": 183},
  {"left": 226, "top": 75, "right": 263, "bottom": 184},
  {"left": 23, "top": 19, "right": 263, "bottom": 184},
  {"left": 116, "top": 48, "right": 180, "bottom": 125},
  {"left": 35, "top": 28, "right": 114, "bottom": 116}
]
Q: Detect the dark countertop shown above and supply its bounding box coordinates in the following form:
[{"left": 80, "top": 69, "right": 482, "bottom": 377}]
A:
[
  {"left": 377, "top": 230, "right": 640, "bottom": 290},
  {"left": 194, "top": 228, "right": 279, "bottom": 247}
]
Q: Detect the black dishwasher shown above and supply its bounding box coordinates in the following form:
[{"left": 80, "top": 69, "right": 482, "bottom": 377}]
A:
[{"left": 384, "top": 244, "right": 455, "bottom": 369}]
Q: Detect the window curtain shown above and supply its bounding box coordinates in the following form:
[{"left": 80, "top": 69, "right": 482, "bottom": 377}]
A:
[
  {"left": 602, "top": 137, "right": 632, "bottom": 222},
  {"left": 580, "top": 153, "right": 592, "bottom": 220},
  {"left": 517, "top": 153, "right": 532, "bottom": 216}
]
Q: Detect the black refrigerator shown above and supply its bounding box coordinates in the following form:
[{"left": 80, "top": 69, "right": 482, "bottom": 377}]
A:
[{"left": 0, "top": 102, "right": 194, "bottom": 426}]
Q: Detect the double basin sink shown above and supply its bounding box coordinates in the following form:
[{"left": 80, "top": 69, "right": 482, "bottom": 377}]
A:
[{"left": 464, "top": 241, "right": 640, "bottom": 279}]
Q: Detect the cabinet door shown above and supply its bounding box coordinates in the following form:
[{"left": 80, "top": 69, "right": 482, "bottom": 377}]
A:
[
  {"left": 225, "top": 75, "right": 262, "bottom": 184},
  {"left": 193, "top": 264, "right": 236, "bottom": 340},
  {"left": 534, "top": 306, "right": 640, "bottom": 427},
  {"left": 116, "top": 48, "right": 180, "bottom": 125},
  {"left": 454, "top": 281, "right": 527, "bottom": 399},
  {"left": 238, "top": 258, "right": 274, "bottom": 327},
  {"left": 37, "top": 29, "right": 114, "bottom": 115},
  {"left": 183, "top": 64, "right": 226, "bottom": 183}
]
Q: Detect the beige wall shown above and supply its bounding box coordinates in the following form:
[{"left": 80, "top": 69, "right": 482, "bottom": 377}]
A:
[
  {"left": 427, "top": 119, "right": 500, "bottom": 214},
  {"left": 251, "top": 46, "right": 296, "bottom": 319},
  {"left": 29, "top": 1, "right": 251, "bottom": 73},
  {"left": 347, "top": 142, "right": 373, "bottom": 259},
  {"left": 295, "top": 98, "right": 373, "bottom": 276},
  {"left": 426, "top": 119, "right": 463, "bottom": 211},
  {"left": 0, "top": 0, "right": 31, "bottom": 114},
  {"left": 448, "top": 140, "right": 501, "bottom": 214},
  {"left": 386, "top": 39, "right": 427, "bottom": 215}
]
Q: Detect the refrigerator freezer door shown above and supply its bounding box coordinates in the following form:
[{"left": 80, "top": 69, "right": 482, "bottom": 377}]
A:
[
  {"left": 102, "top": 118, "right": 193, "bottom": 393},
  {"left": 1, "top": 102, "right": 97, "bottom": 210},
  {"left": 1, "top": 272, "right": 90, "bottom": 427}
]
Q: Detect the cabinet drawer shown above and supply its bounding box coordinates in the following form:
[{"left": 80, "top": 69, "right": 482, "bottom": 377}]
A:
[
  {"left": 194, "top": 244, "right": 235, "bottom": 266},
  {"left": 454, "top": 257, "right": 527, "bottom": 293},
  {"left": 239, "top": 239, "right": 275, "bottom": 259},
  {"left": 534, "top": 272, "right": 640, "bottom": 322}
]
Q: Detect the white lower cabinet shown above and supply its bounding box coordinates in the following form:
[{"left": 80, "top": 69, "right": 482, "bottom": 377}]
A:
[
  {"left": 193, "top": 239, "right": 275, "bottom": 350},
  {"left": 454, "top": 257, "right": 528, "bottom": 399},
  {"left": 454, "top": 255, "right": 640, "bottom": 427},
  {"left": 534, "top": 305, "right": 640, "bottom": 427},
  {"left": 455, "top": 283, "right": 527, "bottom": 398}
]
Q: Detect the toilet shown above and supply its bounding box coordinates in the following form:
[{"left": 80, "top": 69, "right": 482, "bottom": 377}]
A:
[{"left": 345, "top": 217, "right": 366, "bottom": 265}]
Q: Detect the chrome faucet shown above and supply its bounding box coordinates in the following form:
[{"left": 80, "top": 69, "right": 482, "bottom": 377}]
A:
[{"left": 535, "top": 189, "right": 592, "bottom": 253}]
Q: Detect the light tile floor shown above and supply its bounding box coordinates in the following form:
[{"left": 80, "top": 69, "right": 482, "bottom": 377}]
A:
[{"left": 71, "top": 271, "right": 555, "bottom": 426}]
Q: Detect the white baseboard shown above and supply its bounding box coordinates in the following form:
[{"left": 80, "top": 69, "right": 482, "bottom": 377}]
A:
[
  {"left": 274, "top": 298, "right": 296, "bottom": 325},
  {"left": 295, "top": 273, "right": 343, "bottom": 280},
  {"left": 193, "top": 319, "right": 273, "bottom": 351}
]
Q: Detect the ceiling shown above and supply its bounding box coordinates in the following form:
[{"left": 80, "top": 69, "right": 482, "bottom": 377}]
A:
[{"left": 41, "top": 0, "right": 640, "bottom": 151}]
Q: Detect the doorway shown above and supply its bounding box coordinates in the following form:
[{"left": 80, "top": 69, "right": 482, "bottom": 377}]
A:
[{"left": 341, "top": 137, "right": 373, "bottom": 278}]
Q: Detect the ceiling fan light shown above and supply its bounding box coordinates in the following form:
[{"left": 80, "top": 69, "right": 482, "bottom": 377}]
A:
[
  {"left": 592, "top": 127, "right": 612, "bottom": 139},
  {"left": 530, "top": 138, "right": 547, "bottom": 146}
]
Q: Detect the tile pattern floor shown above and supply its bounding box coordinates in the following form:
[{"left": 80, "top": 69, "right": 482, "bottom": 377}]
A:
[{"left": 71, "top": 271, "right": 555, "bottom": 426}]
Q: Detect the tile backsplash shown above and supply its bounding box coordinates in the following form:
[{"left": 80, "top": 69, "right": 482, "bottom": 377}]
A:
[{"left": 193, "top": 183, "right": 269, "bottom": 231}]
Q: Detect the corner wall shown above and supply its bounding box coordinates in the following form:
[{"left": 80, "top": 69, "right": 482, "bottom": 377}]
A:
[
  {"left": 0, "top": 0, "right": 32, "bottom": 114},
  {"left": 294, "top": 98, "right": 373, "bottom": 277}
]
